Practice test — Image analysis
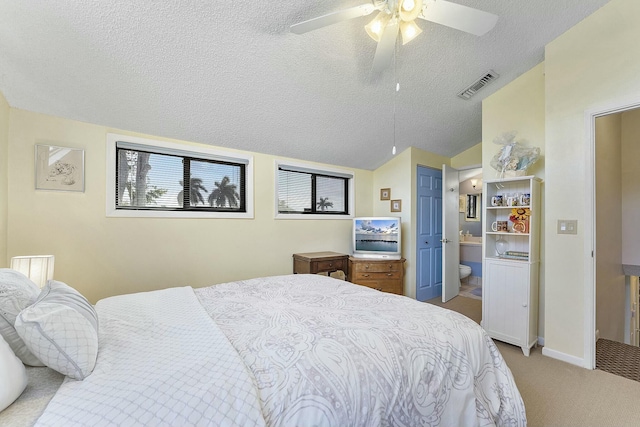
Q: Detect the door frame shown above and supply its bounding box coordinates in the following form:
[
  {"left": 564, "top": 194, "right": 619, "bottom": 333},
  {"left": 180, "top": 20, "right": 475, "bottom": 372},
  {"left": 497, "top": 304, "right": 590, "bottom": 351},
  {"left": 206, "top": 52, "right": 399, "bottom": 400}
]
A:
[
  {"left": 584, "top": 95, "right": 640, "bottom": 369},
  {"left": 442, "top": 164, "right": 460, "bottom": 303}
]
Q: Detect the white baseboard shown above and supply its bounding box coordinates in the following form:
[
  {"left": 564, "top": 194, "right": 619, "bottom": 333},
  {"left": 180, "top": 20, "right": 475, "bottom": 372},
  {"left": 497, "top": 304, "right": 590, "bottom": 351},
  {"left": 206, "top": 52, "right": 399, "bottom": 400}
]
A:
[
  {"left": 542, "top": 347, "right": 585, "bottom": 367},
  {"left": 595, "top": 329, "right": 600, "bottom": 342}
]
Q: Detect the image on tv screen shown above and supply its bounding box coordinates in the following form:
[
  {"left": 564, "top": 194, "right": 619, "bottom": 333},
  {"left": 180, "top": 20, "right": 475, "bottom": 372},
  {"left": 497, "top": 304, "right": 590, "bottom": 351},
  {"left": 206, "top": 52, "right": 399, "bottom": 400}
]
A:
[{"left": 354, "top": 219, "right": 399, "bottom": 252}]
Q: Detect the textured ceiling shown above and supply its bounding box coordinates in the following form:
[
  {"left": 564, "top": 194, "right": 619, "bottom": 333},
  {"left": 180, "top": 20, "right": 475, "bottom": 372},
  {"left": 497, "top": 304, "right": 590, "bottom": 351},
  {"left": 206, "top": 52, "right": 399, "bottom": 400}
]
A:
[{"left": 0, "top": 0, "right": 610, "bottom": 170}]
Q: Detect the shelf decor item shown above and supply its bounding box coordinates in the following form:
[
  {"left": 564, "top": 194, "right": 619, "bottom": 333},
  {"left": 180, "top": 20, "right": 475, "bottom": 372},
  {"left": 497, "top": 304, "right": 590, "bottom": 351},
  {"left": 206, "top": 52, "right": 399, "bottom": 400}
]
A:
[
  {"left": 35, "top": 145, "right": 85, "bottom": 192},
  {"left": 510, "top": 208, "right": 531, "bottom": 233},
  {"left": 489, "top": 132, "right": 540, "bottom": 179}
]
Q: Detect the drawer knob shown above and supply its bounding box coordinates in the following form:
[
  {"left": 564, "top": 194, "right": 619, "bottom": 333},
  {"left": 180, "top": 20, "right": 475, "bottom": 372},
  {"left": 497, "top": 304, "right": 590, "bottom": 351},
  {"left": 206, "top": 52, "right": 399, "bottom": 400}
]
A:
[
  {"left": 386, "top": 273, "right": 392, "bottom": 276},
  {"left": 329, "top": 263, "right": 333, "bottom": 267},
  {"left": 363, "top": 274, "right": 370, "bottom": 277}
]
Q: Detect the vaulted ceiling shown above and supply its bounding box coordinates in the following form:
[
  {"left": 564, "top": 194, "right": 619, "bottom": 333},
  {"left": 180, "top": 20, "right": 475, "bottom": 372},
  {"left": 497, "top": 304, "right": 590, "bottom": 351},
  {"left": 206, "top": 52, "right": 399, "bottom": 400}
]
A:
[{"left": 0, "top": 0, "right": 610, "bottom": 170}]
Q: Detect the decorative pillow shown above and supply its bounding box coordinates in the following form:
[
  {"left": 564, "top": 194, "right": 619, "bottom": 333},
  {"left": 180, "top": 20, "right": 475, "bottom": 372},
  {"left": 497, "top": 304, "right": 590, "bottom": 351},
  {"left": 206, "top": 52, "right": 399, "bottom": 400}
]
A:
[
  {"left": 0, "top": 334, "right": 27, "bottom": 412},
  {"left": 15, "top": 280, "right": 98, "bottom": 380},
  {"left": 0, "top": 268, "right": 44, "bottom": 366}
]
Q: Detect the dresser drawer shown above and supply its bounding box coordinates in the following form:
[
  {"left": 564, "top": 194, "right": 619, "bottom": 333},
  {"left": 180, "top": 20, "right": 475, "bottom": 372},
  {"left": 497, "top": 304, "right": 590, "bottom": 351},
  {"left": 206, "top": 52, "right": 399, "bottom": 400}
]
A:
[
  {"left": 315, "top": 258, "right": 346, "bottom": 273},
  {"left": 352, "top": 271, "right": 402, "bottom": 281},
  {"left": 356, "top": 280, "right": 403, "bottom": 295},
  {"left": 352, "top": 262, "right": 400, "bottom": 273}
]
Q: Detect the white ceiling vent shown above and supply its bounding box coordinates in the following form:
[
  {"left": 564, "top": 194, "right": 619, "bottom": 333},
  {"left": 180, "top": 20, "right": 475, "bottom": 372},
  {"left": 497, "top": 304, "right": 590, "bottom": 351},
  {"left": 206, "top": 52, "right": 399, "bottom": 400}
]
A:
[{"left": 457, "top": 70, "right": 499, "bottom": 100}]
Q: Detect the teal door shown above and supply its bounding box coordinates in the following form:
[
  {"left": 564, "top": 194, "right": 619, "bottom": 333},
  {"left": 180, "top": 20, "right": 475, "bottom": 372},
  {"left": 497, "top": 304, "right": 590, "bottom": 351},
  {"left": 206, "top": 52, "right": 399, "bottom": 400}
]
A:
[{"left": 416, "top": 166, "right": 443, "bottom": 301}]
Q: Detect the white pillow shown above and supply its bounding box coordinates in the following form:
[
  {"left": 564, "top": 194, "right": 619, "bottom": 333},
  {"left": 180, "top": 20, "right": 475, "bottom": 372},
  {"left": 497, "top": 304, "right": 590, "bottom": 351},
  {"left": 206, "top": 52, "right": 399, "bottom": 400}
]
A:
[
  {"left": 0, "top": 334, "right": 27, "bottom": 412},
  {"left": 0, "top": 268, "right": 44, "bottom": 366},
  {"left": 15, "top": 280, "right": 98, "bottom": 380}
]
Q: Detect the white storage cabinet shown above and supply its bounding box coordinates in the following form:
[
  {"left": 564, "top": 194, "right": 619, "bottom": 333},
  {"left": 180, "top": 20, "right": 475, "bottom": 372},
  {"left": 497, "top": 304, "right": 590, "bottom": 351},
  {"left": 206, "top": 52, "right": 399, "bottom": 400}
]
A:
[{"left": 482, "top": 176, "right": 541, "bottom": 356}]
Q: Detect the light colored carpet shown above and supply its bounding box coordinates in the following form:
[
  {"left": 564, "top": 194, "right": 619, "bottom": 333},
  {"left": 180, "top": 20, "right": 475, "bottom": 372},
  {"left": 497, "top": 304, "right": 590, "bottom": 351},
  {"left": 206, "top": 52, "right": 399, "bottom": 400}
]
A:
[{"left": 427, "top": 295, "right": 640, "bottom": 427}]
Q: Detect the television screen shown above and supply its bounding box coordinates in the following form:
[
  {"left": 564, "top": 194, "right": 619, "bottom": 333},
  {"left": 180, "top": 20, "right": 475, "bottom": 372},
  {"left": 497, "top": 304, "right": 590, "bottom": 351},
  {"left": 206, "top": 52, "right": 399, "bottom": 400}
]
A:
[{"left": 353, "top": 217, "right": 401, "bottom": 259}]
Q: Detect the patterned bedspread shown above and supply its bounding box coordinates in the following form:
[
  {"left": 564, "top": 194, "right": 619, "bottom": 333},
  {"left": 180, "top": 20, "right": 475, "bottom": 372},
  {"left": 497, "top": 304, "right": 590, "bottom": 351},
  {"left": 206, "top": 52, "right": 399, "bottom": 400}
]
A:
[
  {"left": 34, "top": 274, "right": 526, "bottom": 426},
  {"left": 196, "top": 274, "right": 526, "bottom": 427}
]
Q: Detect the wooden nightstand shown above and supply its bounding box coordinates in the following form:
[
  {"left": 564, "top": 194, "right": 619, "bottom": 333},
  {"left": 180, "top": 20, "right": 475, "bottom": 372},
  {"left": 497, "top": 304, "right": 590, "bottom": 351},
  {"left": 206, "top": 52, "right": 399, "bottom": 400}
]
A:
[
  {"left": 292, "top": 252, "right": 349, "bottom": 275},
  {"left": 347, "top": 257, "right": 405, "bottom": 295}
]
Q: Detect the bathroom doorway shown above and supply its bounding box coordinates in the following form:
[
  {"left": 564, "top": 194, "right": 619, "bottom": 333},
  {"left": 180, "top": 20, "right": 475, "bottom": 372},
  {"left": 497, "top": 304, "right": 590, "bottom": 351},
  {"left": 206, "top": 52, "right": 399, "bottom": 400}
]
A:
[{"left": 458, "top": 168, "right": 483, "bottom": 300}]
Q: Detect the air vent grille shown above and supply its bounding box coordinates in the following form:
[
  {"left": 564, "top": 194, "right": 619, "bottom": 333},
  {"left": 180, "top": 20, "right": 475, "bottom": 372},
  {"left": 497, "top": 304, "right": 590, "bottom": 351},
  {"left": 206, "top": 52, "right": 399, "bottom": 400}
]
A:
[{"left": 457, "top": 70, "right": 499, "bottom": 100}]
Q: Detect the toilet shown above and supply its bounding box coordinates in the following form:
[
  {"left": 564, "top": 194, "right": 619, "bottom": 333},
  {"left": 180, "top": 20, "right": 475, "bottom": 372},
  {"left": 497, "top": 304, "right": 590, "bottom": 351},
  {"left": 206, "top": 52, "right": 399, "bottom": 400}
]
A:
[{"left": 459, "top": 265, "right": 472, "bottom": 285}]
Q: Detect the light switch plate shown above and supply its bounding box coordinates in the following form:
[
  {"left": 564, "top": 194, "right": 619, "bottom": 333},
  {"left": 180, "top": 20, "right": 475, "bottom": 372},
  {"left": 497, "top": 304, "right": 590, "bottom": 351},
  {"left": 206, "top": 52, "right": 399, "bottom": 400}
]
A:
[{"left": 557, "top": 219, "right": 578, "bottom": 234}]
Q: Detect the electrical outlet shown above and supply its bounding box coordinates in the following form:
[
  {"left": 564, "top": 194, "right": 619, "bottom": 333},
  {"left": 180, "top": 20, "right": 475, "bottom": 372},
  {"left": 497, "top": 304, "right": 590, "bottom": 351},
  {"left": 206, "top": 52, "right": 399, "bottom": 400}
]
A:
[{"left": 557, "top": 219, "right": 578, "bottom": 235}]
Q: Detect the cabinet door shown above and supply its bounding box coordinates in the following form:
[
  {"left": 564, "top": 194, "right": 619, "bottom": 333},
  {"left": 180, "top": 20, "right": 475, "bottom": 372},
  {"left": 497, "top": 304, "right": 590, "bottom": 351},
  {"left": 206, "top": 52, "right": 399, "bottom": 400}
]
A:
[{"left": 483, "top": 260, "right": 530, "bottom": 346}]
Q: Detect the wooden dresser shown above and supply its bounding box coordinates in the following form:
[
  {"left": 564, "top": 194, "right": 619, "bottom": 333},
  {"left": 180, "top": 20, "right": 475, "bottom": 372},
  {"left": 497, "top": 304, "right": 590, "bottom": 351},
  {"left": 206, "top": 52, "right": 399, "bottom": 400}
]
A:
[
  {"left": 347, "top": 257, "right": 405, "bottom": 295},
  {"left": 292, "top": 252, "right": 349, "bottom": 275}
]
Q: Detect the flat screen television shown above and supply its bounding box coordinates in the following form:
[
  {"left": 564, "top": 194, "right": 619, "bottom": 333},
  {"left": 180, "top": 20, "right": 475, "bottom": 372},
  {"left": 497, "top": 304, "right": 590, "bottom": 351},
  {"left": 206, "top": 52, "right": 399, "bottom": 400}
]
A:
[{"left": 352, "top": 217, "right": 402, "bottom": 259}]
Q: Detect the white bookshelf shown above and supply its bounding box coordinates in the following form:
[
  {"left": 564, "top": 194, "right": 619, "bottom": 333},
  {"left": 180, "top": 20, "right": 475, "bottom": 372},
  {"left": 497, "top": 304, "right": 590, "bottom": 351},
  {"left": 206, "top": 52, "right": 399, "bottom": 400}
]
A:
[{"left": 481, "top": 175, "right": 542, "bottom": 356}]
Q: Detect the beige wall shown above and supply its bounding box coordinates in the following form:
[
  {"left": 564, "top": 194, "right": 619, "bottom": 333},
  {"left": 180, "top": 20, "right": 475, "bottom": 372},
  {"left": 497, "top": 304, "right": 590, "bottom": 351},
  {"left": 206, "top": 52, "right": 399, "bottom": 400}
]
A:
[
  {"left": 482, "top": 63, "right": 546, "bottom": 181},
  {"left": 595, "top": 114, "right": 624, "bottom": 342},
  {"left": 451, "top": 143, "right": 482, "bottom": 169},
  {"left": 6, "top": 108, "right": 374, "bottom": 303},
  {"left": 621, "top": 109, "right": 640, "bottom": 266},
  {"left": 544, "top": 0, "right": 640, "bottom": 361},
  {"left": 372, "top": 148, "right": 413, "bottom": 295},
  {"left": 0, "top": 92, "right": 8, "bottom": 268},
  {"left": 482, "top": 62, "right": 546, "bottom": 339}
]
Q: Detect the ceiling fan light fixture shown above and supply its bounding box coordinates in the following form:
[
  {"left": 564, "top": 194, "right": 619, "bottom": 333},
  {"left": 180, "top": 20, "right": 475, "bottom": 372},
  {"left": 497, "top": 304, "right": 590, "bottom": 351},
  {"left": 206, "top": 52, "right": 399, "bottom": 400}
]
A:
[
  {"left": 365, "top": 11, "right": 391, "bottom": 42},
  {"left": 399, "top": 0, "right": 423, "bottom": 22},
  {"left": 400, "top": 20, "right": 422, "bottom": 45}
]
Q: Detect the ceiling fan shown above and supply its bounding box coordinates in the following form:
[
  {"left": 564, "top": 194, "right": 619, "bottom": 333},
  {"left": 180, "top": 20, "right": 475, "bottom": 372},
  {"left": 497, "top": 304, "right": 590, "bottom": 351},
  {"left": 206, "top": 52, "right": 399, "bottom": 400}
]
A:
[{"left": 291, "top": 0, "right": 498, "bottom": 77}]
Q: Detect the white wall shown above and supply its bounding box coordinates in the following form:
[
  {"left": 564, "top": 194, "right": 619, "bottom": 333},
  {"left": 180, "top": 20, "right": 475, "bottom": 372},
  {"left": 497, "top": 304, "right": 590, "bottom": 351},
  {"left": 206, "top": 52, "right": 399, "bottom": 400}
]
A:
[
  {"left": 595, "top": 114, "right": 624, "bottom": 342},
  {"left": 6, "top": 108, "right": 374, "bottom": 303},
  {"left": 544, "top": 0, "right": 640, "bottom": 361}
]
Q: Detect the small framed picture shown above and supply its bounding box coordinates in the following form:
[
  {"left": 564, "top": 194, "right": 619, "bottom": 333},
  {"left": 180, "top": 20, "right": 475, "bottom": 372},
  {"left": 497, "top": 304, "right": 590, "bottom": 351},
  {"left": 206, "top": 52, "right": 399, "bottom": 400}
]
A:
[
  {"left": 35, "top": 145, "right": 85, "bottom": 192},
  {"left": 459, "top": 195, "right": 466, "bottom": 213},
  {"left": 380, "top": 188, "right": 391, "bottom": 200},
  {"left": 390, "top": 199, "right": 402, "bottom": 212}
]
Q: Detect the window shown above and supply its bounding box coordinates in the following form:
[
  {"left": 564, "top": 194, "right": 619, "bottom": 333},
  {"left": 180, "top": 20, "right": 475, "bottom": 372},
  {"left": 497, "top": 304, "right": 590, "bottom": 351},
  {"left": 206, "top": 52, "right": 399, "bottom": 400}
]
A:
[
  {"left": 107, "top": 134, "right": 253, "bottom": 218},
  {"left": 276, "top": 161, "right": 354, "bottom": 218}
]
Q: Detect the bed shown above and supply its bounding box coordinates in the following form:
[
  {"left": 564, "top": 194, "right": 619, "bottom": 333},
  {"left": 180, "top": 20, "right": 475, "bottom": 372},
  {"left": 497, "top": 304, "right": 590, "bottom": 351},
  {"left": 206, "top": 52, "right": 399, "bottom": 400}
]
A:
[{"left": 2, "top": 274, "right": 526, "bottom": 426}]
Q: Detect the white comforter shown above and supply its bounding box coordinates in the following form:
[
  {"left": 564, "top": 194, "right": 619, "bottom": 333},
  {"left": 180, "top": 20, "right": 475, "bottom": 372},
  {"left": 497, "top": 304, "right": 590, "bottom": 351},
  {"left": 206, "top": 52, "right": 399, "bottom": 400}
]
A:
[
  {"left": 35, "top": 287, "right": 266, "bottom": 427},
  {"left": 36, "top": 274, "right": 526, "bottom": 427}
]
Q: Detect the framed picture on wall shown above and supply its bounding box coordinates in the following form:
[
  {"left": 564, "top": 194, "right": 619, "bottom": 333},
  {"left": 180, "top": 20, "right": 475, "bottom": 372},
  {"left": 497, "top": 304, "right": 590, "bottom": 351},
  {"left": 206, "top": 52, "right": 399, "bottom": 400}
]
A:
[
  {"left": 459, "top": 195, "right": 466, "bottom": 213},
  {"left": 390, "top": 199, "right": 402, "bottom": 212},
  {"left": 380, "top": 188, "right": 391, "bottom": 200},
  {"left": 35, "top": 145, "right": 85, "bottom": 192}
]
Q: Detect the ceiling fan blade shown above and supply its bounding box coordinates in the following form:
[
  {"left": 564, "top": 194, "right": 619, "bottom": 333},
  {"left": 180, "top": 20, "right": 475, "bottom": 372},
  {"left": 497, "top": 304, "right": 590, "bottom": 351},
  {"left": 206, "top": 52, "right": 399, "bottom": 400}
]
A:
[
  {"left": 370, "top": 19, "right": 399, "bottom": 78},
  {"left": 291, "top": 3, "right": 378, "bottom": 35},
  {"left": 418, "top": 0, "right": 498, "bottom": 36}
]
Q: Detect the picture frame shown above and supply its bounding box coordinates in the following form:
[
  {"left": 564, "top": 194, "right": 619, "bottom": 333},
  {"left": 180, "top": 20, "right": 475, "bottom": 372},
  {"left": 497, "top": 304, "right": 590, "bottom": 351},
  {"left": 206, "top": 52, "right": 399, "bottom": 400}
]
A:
[
  {"left": 380, "top": 188, "right": 391, "bottom": 200},
  {"left": 390, "top": 199, "right": 402, "bottom": 212},
  {"left": 459, "top": 195, "right": 466, "bottom": 213},
  {"left": 35, "top": 144, "right": 85, "bottom": 192}
]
